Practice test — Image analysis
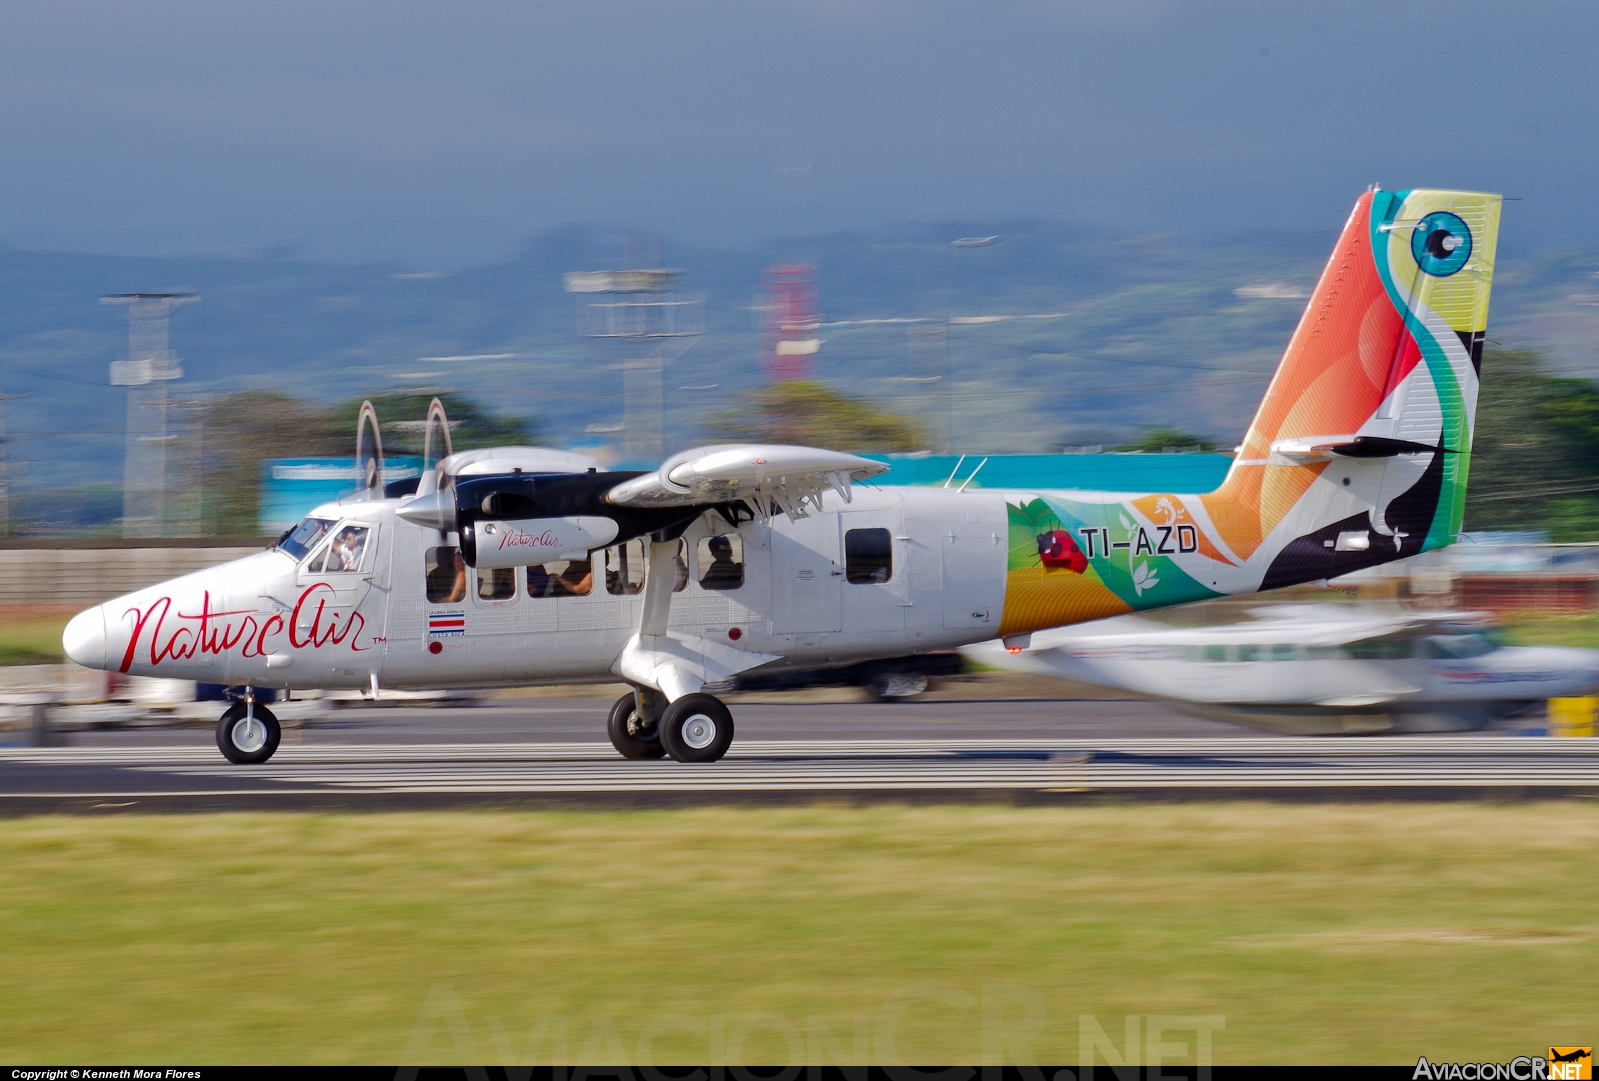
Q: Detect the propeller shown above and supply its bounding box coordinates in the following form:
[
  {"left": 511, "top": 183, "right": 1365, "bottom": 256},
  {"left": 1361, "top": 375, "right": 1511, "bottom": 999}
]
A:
[{"left": 355, "top": 400, "right": 384, "bottom": 494}]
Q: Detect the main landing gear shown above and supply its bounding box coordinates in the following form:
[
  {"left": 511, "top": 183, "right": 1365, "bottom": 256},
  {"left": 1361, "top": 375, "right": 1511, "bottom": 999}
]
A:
[
  {"left": 607, "top": 690, "right": 734, "bottom": 763},
  {"left": 216, "top": 696, "right": 281, "bottom": 765}
]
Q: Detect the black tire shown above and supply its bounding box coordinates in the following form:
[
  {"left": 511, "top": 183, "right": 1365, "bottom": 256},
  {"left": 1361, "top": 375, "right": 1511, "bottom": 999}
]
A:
[
  {"left": 607, "top": 693, "right": 666, "bottom": 760},
  {"left": 658, "top": 694, "right": 735, "bottom": 763},
  {"left": 216, "top": 702, "right": 282, "bottom": 765},
  {"left": 866, "top": 668, "right": 929, "bottom": 702}
]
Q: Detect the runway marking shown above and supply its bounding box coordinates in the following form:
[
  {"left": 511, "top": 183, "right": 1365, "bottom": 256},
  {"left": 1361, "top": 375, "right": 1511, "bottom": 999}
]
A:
[{"left": 3, "top": 738, "right": 1598, "bottom": 794}]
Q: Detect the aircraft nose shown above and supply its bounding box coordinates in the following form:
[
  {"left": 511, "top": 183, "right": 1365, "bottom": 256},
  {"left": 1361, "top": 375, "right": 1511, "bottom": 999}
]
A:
[{"left": 62, "top": 606, "right": 108, "bottom": 671}]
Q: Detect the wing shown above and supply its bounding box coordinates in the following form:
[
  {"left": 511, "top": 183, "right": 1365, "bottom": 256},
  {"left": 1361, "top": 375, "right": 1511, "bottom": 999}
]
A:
[{"left": 604, "top": 444, "right": 888, "bottom": 522}]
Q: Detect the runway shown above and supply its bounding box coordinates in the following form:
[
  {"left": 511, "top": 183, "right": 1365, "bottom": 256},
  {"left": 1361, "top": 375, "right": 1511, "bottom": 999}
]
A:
[{"left": 2, "top": 697, "right": 1595, "bottom": 810}]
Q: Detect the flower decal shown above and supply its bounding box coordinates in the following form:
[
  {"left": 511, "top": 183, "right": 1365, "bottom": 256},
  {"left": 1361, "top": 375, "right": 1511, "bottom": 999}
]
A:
[{"left": 1131, "top": 561, "right": 1159, "bottom": 595}]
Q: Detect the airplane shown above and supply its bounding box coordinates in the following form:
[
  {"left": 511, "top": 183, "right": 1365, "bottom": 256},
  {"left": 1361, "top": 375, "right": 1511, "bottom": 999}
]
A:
[
  {"left": 964, "top": 605, "right": 1599, "bottom": 735},
  {"left": 60, "top": 186, "right": 1504, "bottom": 765}
]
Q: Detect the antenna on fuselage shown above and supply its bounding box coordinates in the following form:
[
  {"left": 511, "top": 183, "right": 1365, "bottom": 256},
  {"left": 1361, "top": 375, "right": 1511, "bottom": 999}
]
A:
[{"left": 355, "top": 400, "right": 384, "bottom": 495}]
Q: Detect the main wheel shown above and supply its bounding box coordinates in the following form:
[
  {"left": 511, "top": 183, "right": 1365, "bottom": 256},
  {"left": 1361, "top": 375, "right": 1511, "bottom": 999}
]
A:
[
  {"left": 866, "top": 668, "right": 929, "bottom": 702},
  {"left": 607, "top": 692, "right": 666, "bottom": 759},
  {"left": 658, "top": 694, "right": 735, "bottom": 763},
  {"left": 216, "top": 702, "right": 281, "bottom": 765}
]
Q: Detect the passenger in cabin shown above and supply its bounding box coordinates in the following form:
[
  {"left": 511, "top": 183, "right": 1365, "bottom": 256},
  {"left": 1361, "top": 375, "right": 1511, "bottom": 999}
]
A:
[
  {"left": 526, "top": 563, "right": 553, "bottom": 598},
  {"left": 553, "top": 558, "right": 593, "bottom": 597},
  {"left": 445, "top": 548, "right": 467, "bottom": 602},
  {"left": 699, "top": 536, "right": 743, "bottom": 591},
  {"left": 673, "top": 542, "right": 690, "bottom": 592}
]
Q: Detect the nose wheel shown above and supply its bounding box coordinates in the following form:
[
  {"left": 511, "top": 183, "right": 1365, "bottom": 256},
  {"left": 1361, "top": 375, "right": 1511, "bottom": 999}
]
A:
[
  {"left": 216, "top": 701, "right": 281, "bottom": 765},
  {"left": 657, "top": 693, "right": 735, "bottom": 763}
]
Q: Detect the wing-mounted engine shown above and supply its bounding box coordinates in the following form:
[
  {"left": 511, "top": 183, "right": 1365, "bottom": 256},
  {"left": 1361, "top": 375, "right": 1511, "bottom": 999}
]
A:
[{"left": 395, "top": 442, "right": 887, "bottom": 567}]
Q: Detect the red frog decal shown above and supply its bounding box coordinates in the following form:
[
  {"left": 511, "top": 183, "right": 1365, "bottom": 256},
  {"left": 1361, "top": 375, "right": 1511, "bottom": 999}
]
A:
[{"left": 1037, "top": 529, "right": 1088, "bottom": 574}]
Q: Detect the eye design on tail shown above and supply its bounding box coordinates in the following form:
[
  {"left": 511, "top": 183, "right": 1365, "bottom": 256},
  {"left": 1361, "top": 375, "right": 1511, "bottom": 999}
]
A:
[
  {"left": 1037, "top": 529, "right": 1088, "bottom": 574},
  {"left": 1411, "top": 211, "right": 1472, "bottom": 276}
]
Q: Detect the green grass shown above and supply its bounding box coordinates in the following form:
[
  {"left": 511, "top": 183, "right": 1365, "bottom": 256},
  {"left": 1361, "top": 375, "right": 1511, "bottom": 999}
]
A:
[
  {"left": 1500, "top": 613, "right": 1599, "bottom": 650},
  {"left": 0, "top": 605, "right": 75, "bottom": 665},
  {"left": 1, "top": 803, "right": 1596, "bottom": 1065}
]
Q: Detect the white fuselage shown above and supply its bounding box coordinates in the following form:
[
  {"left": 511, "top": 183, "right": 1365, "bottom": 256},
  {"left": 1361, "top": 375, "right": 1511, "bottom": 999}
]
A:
[{"left": 66, "top": 485, "right": 1012, "bottom": 690}]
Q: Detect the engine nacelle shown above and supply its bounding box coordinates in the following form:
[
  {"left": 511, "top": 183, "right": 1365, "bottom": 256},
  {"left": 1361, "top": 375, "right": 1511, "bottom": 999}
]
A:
[{"left": 462, "top": 516, "right": 620, "bottom": 568}]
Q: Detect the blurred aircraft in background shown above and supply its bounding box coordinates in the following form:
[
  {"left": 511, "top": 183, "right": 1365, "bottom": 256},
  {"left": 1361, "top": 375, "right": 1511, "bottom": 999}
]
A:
[
  {"left": 966, "top": 605, "right": 1599, "bottom": 734},
  {"left": 59, "top": 187, "right": 1507, "bottom": 763}
]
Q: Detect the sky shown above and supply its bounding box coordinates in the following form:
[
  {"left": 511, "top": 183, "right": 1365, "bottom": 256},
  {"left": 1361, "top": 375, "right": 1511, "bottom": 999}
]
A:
[{"left": 0, "top": 1, "right": 1592, "bottom": 267}]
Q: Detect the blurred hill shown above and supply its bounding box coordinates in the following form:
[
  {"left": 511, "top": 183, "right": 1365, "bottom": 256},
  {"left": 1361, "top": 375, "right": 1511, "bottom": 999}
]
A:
[{"left": 2, "top": 221, "right": 1596, "bottom": 499}]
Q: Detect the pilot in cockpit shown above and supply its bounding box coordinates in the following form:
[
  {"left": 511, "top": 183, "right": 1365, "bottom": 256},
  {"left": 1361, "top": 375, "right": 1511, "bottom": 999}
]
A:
[{"left": 325, "top": 527, "right": 368, "bottom": 572}]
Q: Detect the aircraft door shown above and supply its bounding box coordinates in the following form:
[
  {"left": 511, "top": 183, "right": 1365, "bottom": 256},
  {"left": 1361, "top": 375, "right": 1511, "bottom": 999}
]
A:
[
  {"left": 291, "top": 520, "right": 385, "bottom": 679},
  {"left": 941, "top": 525, "right": 1005, "bottom": 630},
  {"left": 770, "top": 512, "right": 842, "bottom": 634},
  {"left": 838, "top": 509, "right": 907, "bottom": 633}
]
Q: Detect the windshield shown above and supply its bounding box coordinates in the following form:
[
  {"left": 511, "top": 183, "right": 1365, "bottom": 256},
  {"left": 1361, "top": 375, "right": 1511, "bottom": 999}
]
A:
[
  {"left": 279, "top": 517, "right": 334, "bottom": 561},
  {"left": 1423, "top": 633, "right": 1499, "bottom": 659}
]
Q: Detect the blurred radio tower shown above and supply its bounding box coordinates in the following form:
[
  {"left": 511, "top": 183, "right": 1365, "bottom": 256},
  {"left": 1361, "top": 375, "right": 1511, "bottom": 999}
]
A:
[
  {"left": 102, "top": 293, "right": 199, "bottom": 537},
  {"left": 565, "top": 233, "right": 703, "bottom": 463},
  {"left": 760, "top": 264, "right": 820, "bottom": 381}
]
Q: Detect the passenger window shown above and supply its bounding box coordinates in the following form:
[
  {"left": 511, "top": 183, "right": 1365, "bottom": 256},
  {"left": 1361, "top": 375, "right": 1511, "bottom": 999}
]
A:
[
  {"left": 1305, "top": 646, "right": 1343, "bottom": 660},
  {"left": 1347, "top": 639, "right": 1412, "bottom": 660},
  {"left": 1270, "top": 644, "right": 1296, "bottom": 660},
  {"left": 1236, "top": 644, "right": 1260, "bottom": 662},
  {"left": 844, "top": 528, "right": 892, "bottom": 584},
  {"left": 1203, "top": 645, "right": 1227, "bottom": 662},
  {"left": 426, "top": 546, "right": 467, "bottom": 603},
  {"left": 476, "top": 566, "right": 516, "bottom": 601},
  {"left": 605, "top": 540, "right": 646, "bottom": 596},
  {"left": 527, "top": 559, "right": 592, "bottom": 597},
  {"left": 698, "top": 535, "right": 744, "bottom": 591}
]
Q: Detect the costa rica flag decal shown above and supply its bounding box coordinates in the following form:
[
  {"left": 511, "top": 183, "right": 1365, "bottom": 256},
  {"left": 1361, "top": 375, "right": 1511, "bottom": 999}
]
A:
[{"left": 429, "top": 612, "right": 466, "bottom": 637}]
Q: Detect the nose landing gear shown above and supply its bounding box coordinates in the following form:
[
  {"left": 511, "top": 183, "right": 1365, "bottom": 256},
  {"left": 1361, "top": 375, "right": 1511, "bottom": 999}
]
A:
[{"left": 216, "top": 697, "right": 281, "bottom": 764}]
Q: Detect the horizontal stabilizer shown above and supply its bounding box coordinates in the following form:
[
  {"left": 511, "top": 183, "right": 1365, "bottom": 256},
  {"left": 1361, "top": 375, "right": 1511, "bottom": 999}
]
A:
[{"left": 605, "top": 444, "right": 888, "bottom": 521}]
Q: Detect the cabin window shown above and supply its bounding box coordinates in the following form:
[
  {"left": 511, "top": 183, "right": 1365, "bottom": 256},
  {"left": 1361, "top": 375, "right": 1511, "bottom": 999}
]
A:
[
  {"left": 476, "top": 566, "right": 516, "bottom": 601},
  {"left": 844, "top": 528, "right": 893, "bottom": 584},
  {"left": 1203, "top": 645, "right": 1228, "bottom": 662},
  {"left": 281, "top": 517, "right": 333, "bottom": 561},
  {"left": 1347, "top": 639, "right": 1412, "bottom": 660},
  {"left": 1270, "top": 644, "right": 1297, "bottom": 660},
  {"left": 1236, "top": 644, "right": 1261, "bottom": 662},
  {"left": 605, "top": 540, "right": 646, "bottom": 596},
  {"left": 698, "top": 535, "right": 745, "bottom": 591},
  {"left": 1305, "top": 646, "right": 1343, "bottom": 660},
  {"left": 426, "top": 546, "right": 467, "bottom": 603},
  {"left": 527, "top": 558, "right": 593, "bottom": 598}
]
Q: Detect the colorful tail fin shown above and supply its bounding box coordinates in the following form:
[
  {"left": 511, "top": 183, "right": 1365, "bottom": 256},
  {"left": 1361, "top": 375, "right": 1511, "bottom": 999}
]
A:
[
  {"left": 1202, "top": 186, "right": 1500, "bottom": 584},
  {"left": 996, "top": 187, "right": 1500, "bottom": 637}
]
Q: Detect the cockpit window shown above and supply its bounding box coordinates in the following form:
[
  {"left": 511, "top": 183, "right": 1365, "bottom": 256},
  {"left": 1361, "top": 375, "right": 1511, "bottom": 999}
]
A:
[
  {"left": 280, "top": 517, "right": 334, "bottom": 560},
  {"left": 1423, "top": 633, "right": 1498, "bottom": 659},
  {"left": 308, "top": 525, "right": 370, "bottom": 573}
]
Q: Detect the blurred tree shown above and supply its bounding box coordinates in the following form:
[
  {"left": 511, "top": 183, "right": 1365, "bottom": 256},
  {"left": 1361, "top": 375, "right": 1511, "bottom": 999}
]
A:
[
  {"left": 338, "top": 390, "right": 537, "bottom": 456},
  {"left": 702, "top": 380, "right": 923, "bottom": 452},
  {"left": 1113, "top": 426, "right": 1219, "bottom": 453},
  {"left": 1466, "top": 350, "right": 1599, "bottom": 540},
  {"left": 196, "top": 389, "right": 537, "bottom": 535},
  {"left": 198, "top": 391, "right": 346, "bottom": 535}
]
